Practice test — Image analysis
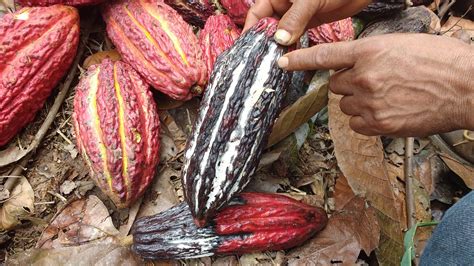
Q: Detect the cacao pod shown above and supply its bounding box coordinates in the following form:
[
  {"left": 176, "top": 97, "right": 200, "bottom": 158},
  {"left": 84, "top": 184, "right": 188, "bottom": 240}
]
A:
[
  {"left": 132, "top": 192, "right": 328, "bottom": 259},
  {"left": 355, "top": 0, "right": 406, "bottom": 21},
  {"left": 164, "top": 0, "right": 214, "bottom": 27},
  {"left": 199, "top": 14, "right": 241, "bottom": 80},
  {"left": 17, "top": 0, "right": 104, "bottom": 6},
  {"left": 73, "top": 59, "right": 160, "bottom": 208},
  {"left": 0, "top": 5, "right": 79, "bottom": 146},
  {"left": 220, "top": 0, "right": 254, "bottom": 25},
  {"left": 102, "top": 0, "right": 207, "bottom": 101},
  {"left": 308, "top": 18, "right": 355, "bottom": 46},
  {"left": 182, "top": 17, "right": 291, "bottom": 226}
]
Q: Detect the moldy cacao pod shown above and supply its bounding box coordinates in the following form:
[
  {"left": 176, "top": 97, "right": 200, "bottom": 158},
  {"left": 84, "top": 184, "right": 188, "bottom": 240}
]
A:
[
  {"left": 0, "top": 5, "right": 79, "bottom": 146},
  {"left": 164, "top": 0, "right": 214, "bottom": 27},
  {"left": 220, "top": 0, "right": 254, "bottom": 25},
  {"left": 199, "top": 14, "right": 241, "bottom": 80},
  {"left": 308, "top": 18, "right": 355, "bottom": 46},
  {"left": 102, "top": 0, "right": 207, "bottom": 100},
  {"left": 182, "top": 17, "right": 291, "bottom": 227},
  {"left": 17, "top": 0, "right": 104, "bottom": 6},
  {"left": 73, "top": 59, "right": 160, "bottom": 208},
  {"left": 132, "top": 192, "right": 328, "bottom": 260}
]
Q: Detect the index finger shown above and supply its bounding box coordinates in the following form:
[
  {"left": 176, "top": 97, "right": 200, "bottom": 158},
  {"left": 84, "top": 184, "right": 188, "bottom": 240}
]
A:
[{"left": 277, "top": 40, "right": 362, "bottom": 71}]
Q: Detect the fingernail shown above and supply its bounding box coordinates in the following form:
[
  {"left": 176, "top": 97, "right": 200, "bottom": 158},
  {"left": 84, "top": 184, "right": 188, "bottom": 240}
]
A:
[
  {"left": 274, "top": 29, "right": 291, "bottom": 45},
  {"left": 278, "top": 56, "right": 289, "bottom": 69}
]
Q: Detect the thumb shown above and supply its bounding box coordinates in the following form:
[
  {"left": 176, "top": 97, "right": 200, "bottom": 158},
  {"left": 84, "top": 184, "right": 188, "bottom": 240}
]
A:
[
  {"left": 277, "top": 41, "right": 360, "bottom": 71},
  {"left": 274, "top": 0, "right": 320, "bottom": 45}
]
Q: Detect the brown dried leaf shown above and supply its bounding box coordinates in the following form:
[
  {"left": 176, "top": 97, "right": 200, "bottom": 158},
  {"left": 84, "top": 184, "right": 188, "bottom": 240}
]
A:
[
  {"left": 267, "top": 72, "right": 329, "bottom": 148},
  {"left": 334, "top": 175, "right": 356, "bottom": 211},
  {"left": 0, "top": 0, "right": 14, "bottom": 17},
  {"left": 8, "top": 238, "right": 138, "bottom": 266},
  {"left": 288, "top": 197, "right": 380, "bottom": 265},
  {"left": 441, "top": 16, "right": 474, "bottom": 38},
  {"left": 137, "top": 167, "right": 180, "bottom": 219},
  {"left": 154, "top": 92, "right": 185, "bottom": 110},
  {"left": 0, "top": 144, "right": 32, "bottom": 167},
  {"left": 328, "top": 93, "right": 405, "bottom": 263},
  {"left": 0, "top": 176, "right": 34, "bottom": 230},
  {"left": 36, "top": 195, "right": 119, "bottom": 249},
  {"left": 439, "top": 154, "right": 474, "bottom": 188},
  {"left": 82, "top": 50, "right": 121, "bottom": 69}
]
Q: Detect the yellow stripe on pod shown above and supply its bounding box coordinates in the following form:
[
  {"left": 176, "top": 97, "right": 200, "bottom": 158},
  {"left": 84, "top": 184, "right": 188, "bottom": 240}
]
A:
[
  {"left": 113, "top": 63, "right": 130, "bottom": 196},
  {"left": 89, "top": 67, "right": 114, "bottom": 192}
]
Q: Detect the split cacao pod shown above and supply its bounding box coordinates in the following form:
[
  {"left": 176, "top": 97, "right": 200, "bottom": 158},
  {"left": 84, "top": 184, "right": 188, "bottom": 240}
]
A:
[
  {"left": 73, "top": 59, "right": 160, "bottom": 208},
  {"left": 0, "top": 5, "right": 79, "bottom": 146},
  {"left": 199, "top": 14, "right": 241, "bottom": 80},
  {"left": 102, "top": 0, "right": 207, "bottom": 101},
  {"left": 182, "top": 17, "right": 291, "bottom": 226},
  {"left": 132, "top": 192, "right": 328, "bottom": 259},
  {"left": 308, "top": 18, "right": 355, "bottom": 46},
  {"left": 17, "top": 0, "right": 104, "bottom": 6},
  {"left": 220, "top": 0, "right": 254, "bottom": 25},
  {"left": 164, "top": 0, "right": 214, "bottom": 27}
]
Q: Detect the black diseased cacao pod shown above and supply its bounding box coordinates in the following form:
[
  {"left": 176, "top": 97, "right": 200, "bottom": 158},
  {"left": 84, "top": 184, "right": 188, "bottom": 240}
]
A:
[
  {"left": 132, "top": 192, "right": 328, "bottom": 259},
  {"left": 355, "top": 0, "right": 406, "bottom": 21},
  {"left": 181, "top": 17, "right": 291, "bottom": 227},
  {"left": 164, "top": 0, "right": 215, "bottom": 27}
]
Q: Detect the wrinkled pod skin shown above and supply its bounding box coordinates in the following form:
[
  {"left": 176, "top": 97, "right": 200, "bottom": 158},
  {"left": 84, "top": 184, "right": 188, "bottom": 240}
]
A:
[
  {"left": 0, "top": 5, "right": 79, "bottom": 146},
  {"left": 307, "top": 18, "right": 355, "bottom": 46},
  {"left": 199, "top": 14, "right": 241, "bottom": 81},
  {"left": 73, "top": 59, "right": 160, "bottom": 208},
  {"left": 181, "top": 17, "right": 292, "bottom": 227},
  {"left": 17, "top": 0, "right": 104, "bottom": 6},
  {"left": 132, "top": 192, "right": 328, "bottom": 260},
  {"left": 102, "top": 0, "right": 207, "bottom": 100},
  {"left": 164, "top": 0, "right": 215, "bottom": 27},
  {"left": 220, "top": 0, "right": 255, "bottom": 25}
]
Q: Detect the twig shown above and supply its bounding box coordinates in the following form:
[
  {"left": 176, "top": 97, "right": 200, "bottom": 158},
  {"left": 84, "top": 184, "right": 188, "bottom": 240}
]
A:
[
  {"left": 48, "top": 191, "right": 67, "bottom": 202},
  {"left": 3, "top": 15, "right": 96, "bottom": 193},
  {"left": 404, "top": 137, "right": 416, "bottom": 228}
]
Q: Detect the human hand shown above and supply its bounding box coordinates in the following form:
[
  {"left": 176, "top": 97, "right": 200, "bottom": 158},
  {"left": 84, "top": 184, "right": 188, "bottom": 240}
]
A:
[
  {"left": 243, "top": 0, "right": 371, "bottom": 45},
  {"left": 277, "top": 33, "right": 474, "bottom": 137}
]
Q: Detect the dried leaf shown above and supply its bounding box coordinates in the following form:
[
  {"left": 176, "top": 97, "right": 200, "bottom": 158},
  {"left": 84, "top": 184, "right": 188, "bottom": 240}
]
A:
[
  {"left": 154, "top": 92, "right": 185, "bottom": 110},
  {"left": 334, "top": 175, "right": 356, "bottom": 211},
  {"left": 288, "top": 197, "right": 380, "bottom": 265},
  {"left": 0, "top": 144, "right": 31, "bottom": 168},
  {"left": 328, "top": 92, "right": 405, "bottom": 263},
  {"left": 212, "top": 256, "right": 239, "bottom": 266},
  {"left": 36, "top": 195, "right": 119, "bottom": 248},
  {"left": 439, "top": 154, "right": 474, "bottom": 188},
  {"left": 0, "top": 0, "right": 14, "bottom": 17},
  {"left": 8, "top": 238, "right": 138, "bottom": 266},
  {"left": 119, "top": 197, "right": 142, "bottom": 237},
  {"left": 441, "top": 16, "right": 474, "bottom": 38},
  {"left": 267, "top": 72, "right": 329, "bottom": 148},
  {"left": 0, "top": 176, "right": 34, "bottom": 230},
  {"left": 137, "top": 167, "right": 180, "bottom": 218},
  {"left": 82, "top": 50, "right": 121, "bottom": 69},
  {"left": 59, "top": 180, "right": 76, "bottom": 195}
]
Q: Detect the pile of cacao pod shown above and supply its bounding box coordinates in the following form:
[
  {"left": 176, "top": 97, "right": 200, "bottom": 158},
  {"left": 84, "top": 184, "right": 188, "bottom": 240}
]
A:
[{"left": 1, "top": 0, "right": 418, "bottom": 260}]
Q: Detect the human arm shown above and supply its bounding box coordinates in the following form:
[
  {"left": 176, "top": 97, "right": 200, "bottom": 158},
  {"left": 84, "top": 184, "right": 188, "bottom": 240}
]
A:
[{"left": 277, "top": 33, "right": 474, "bottom": 137}]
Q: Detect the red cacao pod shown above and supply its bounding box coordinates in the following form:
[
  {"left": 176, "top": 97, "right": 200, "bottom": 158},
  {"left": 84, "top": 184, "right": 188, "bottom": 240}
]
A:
[
  {"left": 220, "top": 0, "right": 254, "bottom": 25},
  {"left": 199, "top": 14, "right": 241, "bottom": 80},
  {"left": 164, "top": 0, "right": 214, "bottom": 27},
  {"left": 17, "top": 0, "right": 104, "bottom": 6},
  {"left": 102, "top": 0, "right": 207, "bottom": 101},
  {"left": 308, "top": 18, "right": 355, "bottom": 46},
  {"left": 73, "top": 59, "right": 160, "bottom": 208},
  {"left": 0, "top": 5, "right": 79, "bottom": 146},
  {"left": 132, "top": 192, "right": 328, "bottom": 259}
]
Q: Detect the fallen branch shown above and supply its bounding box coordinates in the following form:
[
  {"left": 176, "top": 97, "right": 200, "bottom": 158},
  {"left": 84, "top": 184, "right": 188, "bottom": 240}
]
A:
[{"left": 4, "top": 15, "right": 95, "bottom": 193}]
